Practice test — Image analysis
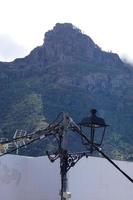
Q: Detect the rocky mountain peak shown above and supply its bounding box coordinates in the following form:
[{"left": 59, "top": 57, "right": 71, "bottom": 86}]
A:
[
  {"left": 0, "top": 23, "right": 132, "bottom": 160},
  {"left": 43, "top": 23, "right": 100, "bottom": 63},
  {"left": 39, "top": 23, "right": 123, "bottom": 66},
  {"left": 15, "top": 23, "right": 123, "bottom": 67}
]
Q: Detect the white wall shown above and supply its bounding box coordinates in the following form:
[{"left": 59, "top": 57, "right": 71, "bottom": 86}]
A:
[
  {"left": 0, "top": 155, "right": 60, "bottom": 200},
  {"left": 69, "top": 157, "right": 133, "bottom": 200},
  {"left": 0, "top": 155, "right": 133, "bottom": 200}
]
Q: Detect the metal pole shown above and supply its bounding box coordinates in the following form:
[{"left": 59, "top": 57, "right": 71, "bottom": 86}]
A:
[
  {"left": 60, "top": 113, "right": 70, "bottom": 200},
  {"left": 60, "top": 150, "right": 68, "bottom": 200},
  {"left": 90, "top": 126, "right": 94, "bottom": 154}
]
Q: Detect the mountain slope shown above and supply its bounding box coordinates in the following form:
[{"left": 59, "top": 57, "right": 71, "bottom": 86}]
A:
[{"left": 0, "top": 23, "right": 133, "bottom": 159}]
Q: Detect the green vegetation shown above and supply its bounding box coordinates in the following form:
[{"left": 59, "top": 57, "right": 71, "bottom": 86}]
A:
[{"left": 0, "top": 23, "right": 132, "bottom": 160}]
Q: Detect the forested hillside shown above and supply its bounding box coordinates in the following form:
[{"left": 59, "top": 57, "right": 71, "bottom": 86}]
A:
[{"left": 0, "top": 23, "right": 133, "bottom": 160}]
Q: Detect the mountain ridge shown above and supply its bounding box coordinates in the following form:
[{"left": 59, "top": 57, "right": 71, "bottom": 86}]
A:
[
  {"left": 3, "top": 23, "right": 123, "bottom": 68},
  {"left": 0, "top": 23, "right": 133, "bottom": 160}
]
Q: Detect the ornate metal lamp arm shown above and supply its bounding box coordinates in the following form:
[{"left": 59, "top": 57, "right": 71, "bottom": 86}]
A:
[{"left": 46, "top": 151, "right": 59, "bottom": 162}]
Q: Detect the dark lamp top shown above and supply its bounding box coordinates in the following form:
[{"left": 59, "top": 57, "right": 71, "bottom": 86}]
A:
[{"left": 80, "top": 109, "right": 106, "bottom": 128}]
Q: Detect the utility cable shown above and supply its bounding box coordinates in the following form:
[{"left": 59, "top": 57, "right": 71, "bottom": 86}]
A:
[
  {"left": 0, "top": 135, "right": 48, "bottom": 157},
  {"left": 75, "top": 128, "right": 133, "bottom": 183},
  {"left": 0, "top": 127, "right": 52, "bottom": 145},
  {"left": 0, "top": 112, "right": 133, "bottom": 184}
]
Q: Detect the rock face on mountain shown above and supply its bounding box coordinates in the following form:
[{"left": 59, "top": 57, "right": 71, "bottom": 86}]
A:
[
  {"left": 0, "top": 23, "right": 133, "bottom": 159},
  {"left": 24, "top": 23, "right": 123, "bottom": 66},
  {"left": 43, "top": 23, "right": 123, "bottom": 66}
]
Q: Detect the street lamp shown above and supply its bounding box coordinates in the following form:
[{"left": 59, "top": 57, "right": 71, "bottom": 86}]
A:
[
  {"left": 79, "top": 109, "right": 108, "bottom": 153},
  {"left": 0, "top": 109, "right": 132, "bottom": 200},
  {"left": 46, "top": 109, "right": 108, "bottom": 200}
]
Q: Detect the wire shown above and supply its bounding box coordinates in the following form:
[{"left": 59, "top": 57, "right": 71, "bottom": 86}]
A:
[
  {"left": 68, "top": 117, "right": 133, "bottom": 183},
  {"left": 0, "top": 136, "right": 44, "bottom": 157},
  {"left": 0, "top": 112, "right": 133, "bottom": 185},
  {"left": 0, "top": 134, "right": 33, "bottom": 145},
  {"left": 0, "top": 126, "right": 53, "bottom": 145},
  {"left": 75, "top": 128, "right": 133, "bottom": 183},
  {"left": 47, "top": 112, "right": 64, "bottom": 127}
]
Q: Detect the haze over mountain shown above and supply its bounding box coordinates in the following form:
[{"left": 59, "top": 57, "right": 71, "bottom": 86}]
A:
[{"left": 0, "top": 23, "right": 133, "bottom": 160}]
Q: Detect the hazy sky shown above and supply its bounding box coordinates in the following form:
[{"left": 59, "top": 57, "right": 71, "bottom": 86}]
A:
[{"left": 0, "top": 0, "right": 133, "bottom": 62}]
